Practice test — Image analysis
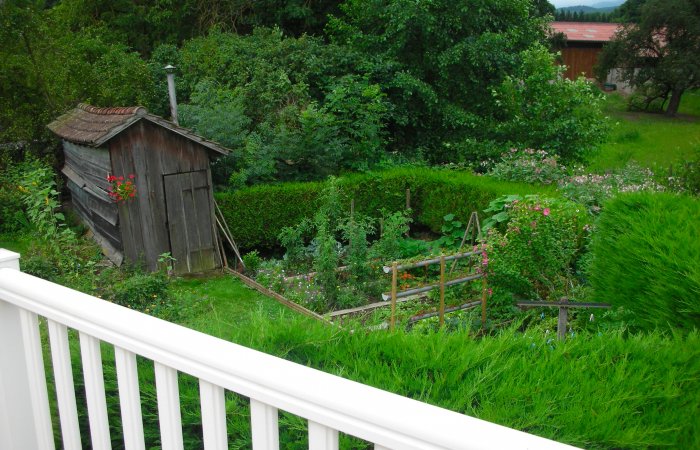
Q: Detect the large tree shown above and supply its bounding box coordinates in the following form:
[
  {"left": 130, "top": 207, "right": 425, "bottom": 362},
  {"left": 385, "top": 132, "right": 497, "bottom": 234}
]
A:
[{"left": 597, "top": 0, "right": 700, "bottom": 116}]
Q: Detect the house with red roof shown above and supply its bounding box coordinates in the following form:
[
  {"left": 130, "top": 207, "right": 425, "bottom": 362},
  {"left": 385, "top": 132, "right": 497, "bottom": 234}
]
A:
[{"left": 550, "top": 21, "right": 631, "bottom": 90}]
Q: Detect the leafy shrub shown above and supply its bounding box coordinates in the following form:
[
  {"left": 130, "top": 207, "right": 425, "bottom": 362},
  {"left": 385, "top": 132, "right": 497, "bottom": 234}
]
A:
[
  {"left": 665, "top": 150, "right": 700, "bottom": 195},
  {"left": 21, "top": 252, "right": 62, "bottom": 281},
  {"left": 486, "top": 196, "right": 588, "bottom": 300},
  {"left": 242, "top": 251, "right": 263, "bottom": 276},
  {"left": 312, "top": 215, "right": 340, "bottom": 306},
  {"left": 587, "top": 193, "right": 700, "bottom": 331},
  {"left": 278, "top": 220, "right": 312, "bottom": 272},
  {"left": 0, "top": 164, "right": 29, "bottom": 233},
  {"left": 108, "top": 273, "right": 170, "bottom": 312},
  {"left": 432, "top": 213, "right": 467, "bottom": 251},
  {"left": 369, "top": 210, "right": 411, "bottom": 262},
  {"left": 18, "top": 162, "right": 75, "bottom": 249},
  {"left": 339, "top": 215, "right": 373, "bottom": 285},
  {"left": 487, "top": 148, "right": 568, "bottom": 185},
  {"left": 492, "top": 45, "right": 609, "bottom": 161}
]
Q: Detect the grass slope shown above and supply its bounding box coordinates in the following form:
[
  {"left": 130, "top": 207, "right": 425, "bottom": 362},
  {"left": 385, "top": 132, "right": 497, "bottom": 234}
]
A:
[
  {"left": 588, "top": 91, "right": 700, "bottom": 171},
  {"left": 167, "top": 276, "right": 700, "bottom": 449}
]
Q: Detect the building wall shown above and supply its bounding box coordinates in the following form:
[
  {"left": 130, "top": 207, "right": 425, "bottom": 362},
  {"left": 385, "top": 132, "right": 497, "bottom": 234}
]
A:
[
  {"left": 61, "top": 141, "right": 123, "bottom": 263},
  {"left": 109, "top": 120, "right": 218, "bottom": 272},
  {"left": 561, "top": 45, "right": 603, "bottom": 80}
]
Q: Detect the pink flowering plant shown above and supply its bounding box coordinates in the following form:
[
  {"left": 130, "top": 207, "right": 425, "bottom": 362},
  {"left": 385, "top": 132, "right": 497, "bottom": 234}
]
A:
[
  {"left": 107, "top": 174, "right": 136, "bottom": 202},
  {"left": 484, "top": 195, "right": 588, "bottom": 301}
]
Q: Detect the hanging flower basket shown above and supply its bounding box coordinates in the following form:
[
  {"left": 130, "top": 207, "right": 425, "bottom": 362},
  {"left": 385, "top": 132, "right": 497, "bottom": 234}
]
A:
[{"left": 107, "top": 174, "right": 137, "bottom": 202}]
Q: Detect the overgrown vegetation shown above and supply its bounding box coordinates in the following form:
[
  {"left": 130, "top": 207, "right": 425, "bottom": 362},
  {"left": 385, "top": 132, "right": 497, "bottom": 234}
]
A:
[
  {"left": 54, "top": 292, "right": 700, "bottom": 449},
  {"left": 2, "top": 0, "right": 608, "bottom": 180},
  {"left": 2, "top": 1, "right": 699, "bottom": 448},
  {"left": 215, "top": 167, "right": 556, "bottom": 250}
]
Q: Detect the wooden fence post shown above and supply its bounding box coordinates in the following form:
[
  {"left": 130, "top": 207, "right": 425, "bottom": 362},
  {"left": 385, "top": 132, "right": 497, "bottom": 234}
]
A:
[
  {"left": 439, "top": 255, "right": 445, "bottom": 328},
  {"left": 557, "top": 297, "right": 569, "bottom": 340}
]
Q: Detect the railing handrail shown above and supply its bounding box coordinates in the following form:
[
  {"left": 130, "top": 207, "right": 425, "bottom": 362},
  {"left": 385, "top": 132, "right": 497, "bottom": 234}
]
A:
[{"left": 0, "top": 268, "right": 574, "bottom": 449}]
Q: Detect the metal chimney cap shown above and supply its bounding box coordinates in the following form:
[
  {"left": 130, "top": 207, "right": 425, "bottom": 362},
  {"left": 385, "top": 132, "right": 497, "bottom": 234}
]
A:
[{"left": 164, "top": 64, "right": 176, "bottom": 73}]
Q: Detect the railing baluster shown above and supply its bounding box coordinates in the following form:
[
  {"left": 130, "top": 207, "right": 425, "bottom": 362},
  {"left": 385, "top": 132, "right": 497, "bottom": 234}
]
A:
[
  {"left": 199, "top": 380, "right": 227, "bottom": 450},
  {"left": 114, "top": 347, "right": 145, "bottom": 450},
  {"left": 250, "top": 399, "right": 279, "bottom": 449},
  {"left": 79, "top": 332, "right": 112, "bottom": 450},
  {"left": 47, "top": 320, "right": 81, "bottom": 450},
  {"left": 308, "top": 421, "right": 339, "bottom": 450},
  {"left": 154, "top": 362, "right": 184, "bottom": 450},
  {"left": 19, "top": 309, "right": 56, "bottom": 450}
]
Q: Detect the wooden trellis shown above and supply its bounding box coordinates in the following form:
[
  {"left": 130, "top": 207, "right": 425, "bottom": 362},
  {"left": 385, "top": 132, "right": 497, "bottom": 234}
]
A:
[{"left": 382, "top": 250, "right": 488, "bottom": 330}]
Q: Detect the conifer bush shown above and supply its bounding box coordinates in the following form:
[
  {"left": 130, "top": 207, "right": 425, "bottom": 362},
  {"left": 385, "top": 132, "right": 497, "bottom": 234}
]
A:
[{"left": 587, "top": 193, "right": 700, "bottom": 331}]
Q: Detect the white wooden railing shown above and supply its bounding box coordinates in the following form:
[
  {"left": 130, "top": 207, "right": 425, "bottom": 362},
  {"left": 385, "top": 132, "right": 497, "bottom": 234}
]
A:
[{"left": 0, "top": 249, "right": 576, "bottom": 450}]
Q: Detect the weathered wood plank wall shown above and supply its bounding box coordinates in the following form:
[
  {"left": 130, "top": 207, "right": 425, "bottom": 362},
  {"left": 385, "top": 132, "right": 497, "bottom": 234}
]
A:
[
  {"left": 61, "top": 141, "right": 123, "bottom": 263},
  {"left": 109, "top": 120, "right": 221, "bottom": 272},
  {"left": 561, "top": 46, "right": 603, "bottom": 80}
]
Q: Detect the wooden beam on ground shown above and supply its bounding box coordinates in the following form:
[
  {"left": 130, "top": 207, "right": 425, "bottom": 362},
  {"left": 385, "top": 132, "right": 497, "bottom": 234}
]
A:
[
  {"left": 224, "top": 268, "right": 331, "bottom": 325},
  {"left": 328, "top": 294, "right": 424, "bottom": 318},
  {"left": 407, "top": 300, "right": 482, "bottom": 326},
  {"left": 516, "top": 301, "right": 611, "bottom": 309}
]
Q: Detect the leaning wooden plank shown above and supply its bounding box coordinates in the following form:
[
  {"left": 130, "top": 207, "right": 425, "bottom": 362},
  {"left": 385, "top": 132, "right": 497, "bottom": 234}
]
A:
[
  {"left": 516, "top": 301, "right": 612, "bottom": 309},
  {"left": 329, "top": 294, "right": 424, "bottom": 318},
  {"left": 224, "top": 268, "right": 331, "bottom": 324},
  {"left": 214, "top": 200, "right": 245, "bottom": 268}
]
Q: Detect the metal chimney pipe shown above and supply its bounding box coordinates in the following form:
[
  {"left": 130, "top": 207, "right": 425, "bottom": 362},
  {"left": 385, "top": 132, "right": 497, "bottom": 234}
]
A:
[{"left": 164, "top": 64, "right": 179, "bottom": 125}]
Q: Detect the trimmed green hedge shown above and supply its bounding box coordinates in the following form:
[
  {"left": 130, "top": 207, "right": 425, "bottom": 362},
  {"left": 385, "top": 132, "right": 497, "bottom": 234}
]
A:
[
  {"left": 588, "top": 193, "right": 700, "bottom": 331},
  {"left": 215, "top": 168, "right": 556, "bottom": 249}
]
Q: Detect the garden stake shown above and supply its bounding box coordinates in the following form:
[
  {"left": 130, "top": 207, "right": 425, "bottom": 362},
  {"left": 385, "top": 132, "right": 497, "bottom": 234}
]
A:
[
  {"left": 439, "top": 255, "right": 446, "bottom": 328},
  {"left": 515, "top": 299, "right": 611, "bottom": 341},
  {"left": 405, "top": 188, "right": 411, "bottom": 236},
  {"left": 449, "top": 211, "right": 481, "bottom": 276},
  {"left": 557, "top": 297, "right": 569, "bottom": 340},
  {"left": 390, "top": 262, "right": 398, "bottom": 331}
]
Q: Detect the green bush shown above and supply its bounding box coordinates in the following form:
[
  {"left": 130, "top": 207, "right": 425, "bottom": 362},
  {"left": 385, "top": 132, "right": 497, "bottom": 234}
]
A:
[
  {"left": 588, "top": 193, "right": 700, "bottom": 331},
  {"left": 215, "top": 168, "right": 555, "bottom": 250},
  {"left": 108, "top": 273, "right": 170, "bottom": 312},
  {"left": 486, "top": 196, "right": 589, "bottom": 301}
]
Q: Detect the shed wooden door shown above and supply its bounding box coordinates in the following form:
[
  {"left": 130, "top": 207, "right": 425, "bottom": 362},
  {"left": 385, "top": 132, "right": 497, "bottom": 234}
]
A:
[{"left": 163, "top": 170, "right": 219, "bottom": 274}]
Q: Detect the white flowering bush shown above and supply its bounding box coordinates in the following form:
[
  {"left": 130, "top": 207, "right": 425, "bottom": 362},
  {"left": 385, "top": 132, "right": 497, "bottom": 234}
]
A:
[
  {"left": 559, "top": 163, "right": 665, "bottom": 213},
  {"left": 487, "top": 148, "right": 568, "bottom": 185}
]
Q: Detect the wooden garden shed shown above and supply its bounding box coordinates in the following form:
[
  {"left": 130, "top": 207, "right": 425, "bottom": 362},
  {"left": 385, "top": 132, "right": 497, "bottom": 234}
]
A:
[{"left": 48, "top": 103, "right": 229, "bottom": 274}]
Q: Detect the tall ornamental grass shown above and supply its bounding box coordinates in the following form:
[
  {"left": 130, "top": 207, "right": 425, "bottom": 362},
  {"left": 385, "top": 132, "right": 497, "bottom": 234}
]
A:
[{"left": 587, "top": 192, "right": 700, "bottom": 331}]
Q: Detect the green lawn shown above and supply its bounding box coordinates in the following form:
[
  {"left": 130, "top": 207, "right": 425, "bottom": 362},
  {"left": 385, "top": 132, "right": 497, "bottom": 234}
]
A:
[
  {"left": 587, "top": 90, "right": 700, "bottom": 172},
  {"left": 169, "top": 275, "right": 292, "bottom": 337}
]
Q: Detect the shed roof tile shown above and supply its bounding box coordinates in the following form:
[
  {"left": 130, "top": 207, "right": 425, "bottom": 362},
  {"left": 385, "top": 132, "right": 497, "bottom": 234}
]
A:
[{"left": 47, "top": 103, "right": 229, "bottom": 156}]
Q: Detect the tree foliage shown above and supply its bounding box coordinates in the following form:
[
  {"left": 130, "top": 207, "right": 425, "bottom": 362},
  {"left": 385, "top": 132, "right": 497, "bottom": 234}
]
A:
[
  {"left": 0, "top": 1, "right": 157, "bottom": 156},
  {"left": 326, "top": 0, "right": 551, "bottom": 162},
  {"left": 0, "top": 0, "right": 608, "bottom": 181},
  {"left": 596, "top": 0, "right": 700, "bottom": 116}
]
